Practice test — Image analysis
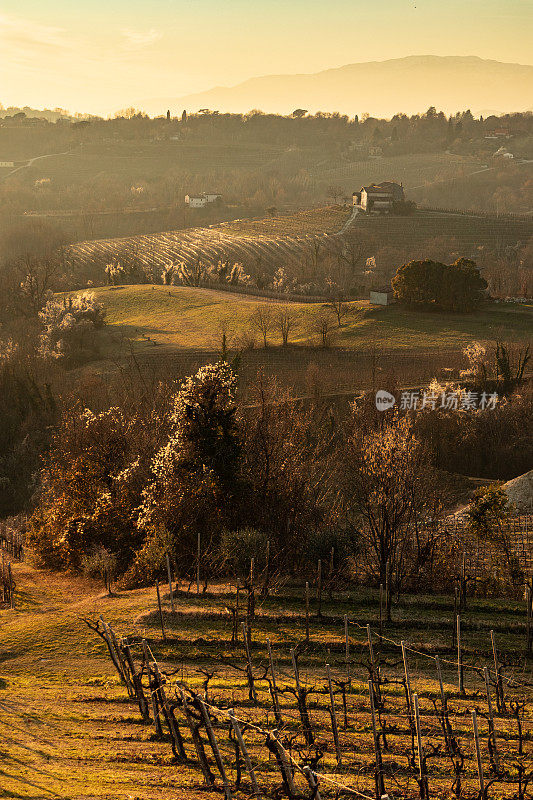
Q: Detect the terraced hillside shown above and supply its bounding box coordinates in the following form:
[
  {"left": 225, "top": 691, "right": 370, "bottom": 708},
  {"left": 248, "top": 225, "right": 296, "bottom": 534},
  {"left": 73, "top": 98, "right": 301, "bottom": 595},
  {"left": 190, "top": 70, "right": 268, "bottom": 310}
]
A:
[{"left": 67, "top": 206, "right": 350, "bottom": 275}]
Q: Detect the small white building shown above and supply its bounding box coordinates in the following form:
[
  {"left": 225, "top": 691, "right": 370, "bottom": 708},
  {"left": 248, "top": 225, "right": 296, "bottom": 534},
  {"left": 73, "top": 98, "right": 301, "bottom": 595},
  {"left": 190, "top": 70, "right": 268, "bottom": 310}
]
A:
[
  {"left": 370, "top": 289, "right": 393, "bottom": 306},
  {"left": 185, "top": 194, "right": 207, "bottom": 208},
  {"left": 185, "top": 192, "right": 223, "bottom": 207},
  {"left": 0, "top": 161, "right": 15, "bottom": 168}
]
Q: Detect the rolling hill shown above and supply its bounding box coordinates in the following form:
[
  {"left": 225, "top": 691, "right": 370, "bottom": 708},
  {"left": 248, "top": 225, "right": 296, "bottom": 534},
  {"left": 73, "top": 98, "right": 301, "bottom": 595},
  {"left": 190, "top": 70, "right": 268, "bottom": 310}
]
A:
[{"left": 150, "top": 56, "right": 533, "bottom": 117}]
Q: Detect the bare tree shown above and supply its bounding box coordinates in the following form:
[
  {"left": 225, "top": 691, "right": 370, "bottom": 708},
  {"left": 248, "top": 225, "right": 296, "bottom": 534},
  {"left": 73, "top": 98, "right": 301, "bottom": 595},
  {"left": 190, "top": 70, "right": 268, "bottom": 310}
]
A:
[
  {"left": 327, "top": 186, "right": 344, "bottom": 204},
  {"left": 345, "top": 412, "right": 438, "bottom": 584},
  {"left": 250, "top": 306, "right": 273, "bottom": 348},
  {"left": 313, "top": 311, "right": 336, "bottom": 348},
  {"left": 275, "top": 307, "right": 297, "bottom": 346}
]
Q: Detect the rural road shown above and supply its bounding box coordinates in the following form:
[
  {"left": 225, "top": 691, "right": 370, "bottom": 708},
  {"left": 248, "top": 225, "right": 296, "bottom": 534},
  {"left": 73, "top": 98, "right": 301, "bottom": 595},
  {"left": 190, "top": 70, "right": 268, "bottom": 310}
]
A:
[
  {"left": 0, "top": 150, "right": 72, "bottom": 182},
  {"left": 336, "top": 205, "right": 359, "bottom": 234}
]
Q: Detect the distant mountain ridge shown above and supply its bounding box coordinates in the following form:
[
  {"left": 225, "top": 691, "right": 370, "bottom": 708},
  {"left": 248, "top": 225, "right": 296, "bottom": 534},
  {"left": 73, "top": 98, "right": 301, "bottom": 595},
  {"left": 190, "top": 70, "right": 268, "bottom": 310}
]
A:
[{"left": 146, "top": 55, "right": 533, "bottom": 118}]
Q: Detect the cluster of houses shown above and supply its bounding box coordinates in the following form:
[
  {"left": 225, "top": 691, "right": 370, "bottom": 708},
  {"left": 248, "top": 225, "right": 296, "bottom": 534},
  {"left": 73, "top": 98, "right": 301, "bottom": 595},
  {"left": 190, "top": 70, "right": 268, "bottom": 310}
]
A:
[
  {"left": 352, "top": 181, "right": 405, "bottom": 214},
  {"left": 184, "top": 192, "right": 223, "bottom": 208}
]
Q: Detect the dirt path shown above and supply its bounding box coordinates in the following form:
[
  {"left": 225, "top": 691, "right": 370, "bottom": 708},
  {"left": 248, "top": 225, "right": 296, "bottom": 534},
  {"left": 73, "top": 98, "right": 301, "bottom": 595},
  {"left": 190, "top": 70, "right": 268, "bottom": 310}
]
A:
[{"left": 0, "top": 150, "right": 73, "bottom": 182}]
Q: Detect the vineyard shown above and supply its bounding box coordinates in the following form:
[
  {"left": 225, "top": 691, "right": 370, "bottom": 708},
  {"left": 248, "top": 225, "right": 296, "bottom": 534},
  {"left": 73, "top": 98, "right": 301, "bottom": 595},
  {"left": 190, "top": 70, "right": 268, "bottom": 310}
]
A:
[
  {"left": 66, "top": 206, "right": 350, "bottom": 278},
  {"left": 1, "top": 523, "right": 532, "bottom": 799}
]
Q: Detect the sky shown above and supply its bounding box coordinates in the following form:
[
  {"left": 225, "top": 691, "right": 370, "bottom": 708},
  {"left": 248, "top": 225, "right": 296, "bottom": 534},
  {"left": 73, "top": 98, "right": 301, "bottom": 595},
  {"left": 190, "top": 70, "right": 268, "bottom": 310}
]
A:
[{"left": 1, "top": 0, "right": 532, "bottom": 116}]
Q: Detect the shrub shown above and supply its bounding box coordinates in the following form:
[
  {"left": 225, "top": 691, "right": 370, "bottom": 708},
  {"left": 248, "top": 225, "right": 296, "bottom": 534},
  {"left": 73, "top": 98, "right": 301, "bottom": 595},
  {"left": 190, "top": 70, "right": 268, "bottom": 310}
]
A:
[
  {"left": 392, "top": 258, "right": 487, "bottom": 311},
  {"left": 220, "top": 527, "right": 269, "bottom": 578},
  {"left": 38, "top": 291, "right": 105, "bottom": 365}
]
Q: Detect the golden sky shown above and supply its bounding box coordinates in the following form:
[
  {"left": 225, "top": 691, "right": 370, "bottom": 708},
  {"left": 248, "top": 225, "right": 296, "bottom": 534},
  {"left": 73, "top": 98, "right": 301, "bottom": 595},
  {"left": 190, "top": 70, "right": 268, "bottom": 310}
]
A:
[{"left": 1, "top": 1, "right": 532, "bottom": 115}]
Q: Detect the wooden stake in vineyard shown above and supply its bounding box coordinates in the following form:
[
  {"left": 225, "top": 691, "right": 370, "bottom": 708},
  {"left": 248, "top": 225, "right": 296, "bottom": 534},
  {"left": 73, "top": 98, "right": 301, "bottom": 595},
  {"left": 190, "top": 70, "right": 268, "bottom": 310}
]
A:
[
  {"left": 483, "top": 666, "right": 501, "bottom": 773},
  {"left": 526, "top": 582, "right": 532, "bottom": 654},
  {"left": 155, "top": 579, "right": 166, "bottom": 641},
  {"left": 490, "top": 630, "right": 506, "bottom": 712},
  {"left": 166, "top": 552, "right": 175, "bottom": 613},
  {"left": 369, "top": 680, "right": 385, "bottom": 800},
  {"left": 196, "top": 530, "right": 201, "bottom": 594},
  {"left": 242, "top": 621, "right": 258, "bottom": 704},
  {"left": 457, "top": 614, "right": 464, "bottom": 696},
  {"left": 316, "top": 558, "right": 322, "bottom": 617},
  {"left": 326, "top": 664, "right": 342, "bottom": 765},
  {"left": 413, "top": 693, "right": 429, "bottom": 800},
  {"left": 303, "top": 766, "right": 322, "bottom": 800},
  {"left": 229, "top": 709, "right": 262, "bottom": 799},
  {"left": 196, "top": 697, "right": 232, "bottom": 800},
  {"left": 472, "top": 709, "right": 485, "bottom": 797},
  {"left": 344, "top": 614, "right": 350, "bottom": 682},
  {"left": 267, "top": 638, "right": 283, "bottom": 726},
  {"left": 305, "top": 581, "right": 310, "bottom": 643}
]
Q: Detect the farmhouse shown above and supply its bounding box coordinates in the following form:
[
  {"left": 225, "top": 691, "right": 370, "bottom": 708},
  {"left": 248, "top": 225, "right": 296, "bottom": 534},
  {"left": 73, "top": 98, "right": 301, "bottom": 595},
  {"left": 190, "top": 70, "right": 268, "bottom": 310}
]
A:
[
  {"left": 185, "top": 194, "right": 207, "bottom": 208},
  {"left": 185, "top": 192, "right": 223, "bottom": 208},
  {"left": 493, "top": 147, "right": 514, "bottom": 160},
  {"left": 353, "top": 181, "right": 405, "bottom": 214}
]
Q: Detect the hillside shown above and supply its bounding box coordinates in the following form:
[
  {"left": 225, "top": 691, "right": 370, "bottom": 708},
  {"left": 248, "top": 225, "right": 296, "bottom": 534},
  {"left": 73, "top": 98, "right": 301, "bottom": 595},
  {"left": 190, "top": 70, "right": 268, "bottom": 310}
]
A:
[
  {"left": 158, "top": 56, "right": 533, "bottom": 117},
  {"left": 86, "top": 285, "right": 533, "bottom": 353},
  {"left": 67, "top": 207, "right": 533, "bottom": 294},
  {"left": 67, "top": 206, "right": 350, "bottom": 278},
  {"left": 2, "top": 560, "right": 530, "bottom": 799}
]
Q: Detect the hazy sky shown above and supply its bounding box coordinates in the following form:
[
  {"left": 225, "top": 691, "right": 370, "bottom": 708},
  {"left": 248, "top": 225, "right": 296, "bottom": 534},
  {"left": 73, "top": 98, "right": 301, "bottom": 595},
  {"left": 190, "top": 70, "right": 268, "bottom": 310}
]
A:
[{"left": 2, "top": 1, "right": 532, "bottom": 115}]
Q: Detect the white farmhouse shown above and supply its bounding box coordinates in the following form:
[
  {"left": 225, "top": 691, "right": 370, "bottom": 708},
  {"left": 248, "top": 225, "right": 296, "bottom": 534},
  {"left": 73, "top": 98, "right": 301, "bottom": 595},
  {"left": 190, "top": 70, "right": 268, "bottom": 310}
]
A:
[
  {"left": 185, "top": 192, "right": 223, "bottom": 208},
  {"left": 185, "top": 194, "right": 208, "bottom": 208},
  {"left": 353, "top": 182, "right": 404, "bottom": 214}
]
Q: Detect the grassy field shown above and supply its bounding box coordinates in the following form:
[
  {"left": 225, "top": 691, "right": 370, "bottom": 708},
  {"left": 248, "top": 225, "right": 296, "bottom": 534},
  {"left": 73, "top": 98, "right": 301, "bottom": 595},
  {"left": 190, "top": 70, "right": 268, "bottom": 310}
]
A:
[
  {"left": 89, "top": 284, "right": 532, "bottom": 355},
  {"left": 1, "top": 560, "right": 531, "bottom": 799}
]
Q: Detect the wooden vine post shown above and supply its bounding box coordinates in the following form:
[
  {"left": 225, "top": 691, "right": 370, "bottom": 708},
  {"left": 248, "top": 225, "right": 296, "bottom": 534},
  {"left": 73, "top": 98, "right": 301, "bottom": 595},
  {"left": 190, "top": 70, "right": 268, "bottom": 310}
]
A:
[
  {"left": 490, "top": 630, "right": 506, "bottom": 712},
  {"left": 155, "top": 579, "right": 166, "bottom": 641},
  {"left": 303, "top": 766, "right": 322, "bottom": 800},
  {"left": 472, "top": 709, "right": 485, "bottom": 798},
  {"left": 267, "top": 638, "right": 283, "bottom": 726},
  {"left": 344, "top": 615, "right": 350, "bottom": 682},
  {"left": 166, "top": 552, "right": 175, "bottom": 613},
  {"left": 143, "top": 640, "right": 163, "bottom": 739},
  {"left": 316, "top": 559, "right": 322, "bottom": 617},
  {"left": 196, "top": 530, "right": 201, "bottom": 594},
  {"left": 525, "top": 582, "right": 532, "bottom": 654},
  {"left": 369, "top": 680, "right": 385, "bottom": 800},
  {"left": 265, "top": 731, "right": 298, "bottom": 798},
  {"left": 196, "top": 697, "right": 232, "bottom": 800},
  {"left": 177, "top": 687, "right": 214, "bottom": 787},
  {"left": 326, "top": 664, "right": 342, "bottom": 764},
  {"left": 305, "top": 581, "right": 310, "bottom": 643},
  {"left": 229, "top": 709, "right": 262, "bottom": 799},
  {"left": 457, "top": 614, "right": 464, "bottom": 696},
  {"left": 483, "top": 666, "right": 500, "bottom": 773},
  {"left": 241, "top": 621, "right": 258, "bottom": 704},
  {"left": 413, "top": 693, "right": 429, "bottom": 800}
]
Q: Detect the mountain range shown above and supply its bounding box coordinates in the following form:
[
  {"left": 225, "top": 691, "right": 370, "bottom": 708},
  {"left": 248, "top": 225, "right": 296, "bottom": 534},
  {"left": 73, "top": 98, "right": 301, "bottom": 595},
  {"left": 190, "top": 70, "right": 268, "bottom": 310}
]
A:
[{"left": 145, "top": 56, "right": 533, "bottom": 118}]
